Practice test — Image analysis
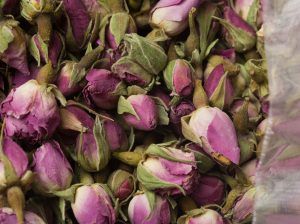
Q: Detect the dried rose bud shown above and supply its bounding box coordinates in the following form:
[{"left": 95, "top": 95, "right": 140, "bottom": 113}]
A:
[
  {"left": 218, "top": 6, "right": 256, "bottom": 52},
  {"left": 178, "top": 208, "right": 225, "bottom": 224},
  {"left": 230, "top": 99, "right": 261, "bottom": 124},
  {"left": 83, "top": 69, "right": 126, "bottom": 110},
  {"left": 32, "top": 140, "right": 73, "bottom": 194},
  {"left": 128, "top": 192, "right": 171, "bottom": 224},
  {"left": 150, "top": 0, "right": 202, "bottom": 36},
  {"left": 213, "top": 48, "right": 236, "bottom": 62},
  {"left": 185, "top": 107, "right": 240, "bottom": 164},
  {"left": 191, "top": 176, "right": 225, "bottom": 207},
  {"left": 107, "top": 169, "right": 135, "bottom": 201},
  {"left": 118, "top": 95, "right": 158, "bottom": 131},
  {"left": 137, "top": 143, "right": 199, "bottom": 196},
  {"left": 0, "top": 207, "right": 46, "bottom": 224},
  {"left": 241, "top": 159, "right": 257, "bottom": 184},
  {"left": 71, "top": 184, "right": 116, "bottom": 224},
  {"left": 0, "top": 19, "right": 29, "bottom": 75},
  {"left": 163, "top": 59, "right": 194, "bottom": 97},
  {"left": 238, "top": 132, "right": 257, "bottom": 164},
  {"left": 204, "top": 64, "right": 234, "bottom": 110},
  {"left": 1, "top": 80, "right": 63, "bottom": 143},
  {"left": 232, "top": 187, "right": 255, "bottom": 223}
]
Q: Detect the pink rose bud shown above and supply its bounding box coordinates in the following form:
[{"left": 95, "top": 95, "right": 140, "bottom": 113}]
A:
[
  {"left": 137, "top": 143, "right": 199, "bottom": 196},
  {"left": 187, "top": 107, "right": 240, "bottom": 164},
  {"left": 0, "top": 19, "right": 29, "bottom": 75},
  {"left": 1, "top": 80, "right": 61, "bottom": 143},
  {"left": 103, "top": 118, "right": 128, "bottom": 151},
  {"left": 163, "top": 59, "right": 194, "bottom": 97},
  {"left": 128, "top": 192, "right": 171, "bottom": 224},
  {"left": 191, "top": 176, "right": 225, "bottom": 207},
  {"left": 71, "top": 184, "right": 116, "bottom": 224},
  {"left": 0, "top": 207, "right": 46, "bottom": 224},
  {"left": 232, "top": 187, "right": 255, "bottom": 223},
  {"left": 204, "top": 64, "right": 234, "bottom": 109},
  {"left": 32, "top": 140, "right": 73, "bottom": 194},
  {"left": 178, "top": 208, "right": 225, "bottom": 224},
  {"left": 107, "top": 169, "right": 135, "bottom": 201},
  {"left": 241, "top": 159, "right": 257, "bottom": 184},
  {"left": 219, "top": 7, "right": 256, "bottom": 52},
  {"left": 150, "top": 0, "right": 202, "bottom": 36},
  {"left": 118, "top": 95, "right": 158, "bottom": 131},
  {"left": 83, "top": 69, "right": 126, "bottom": 110}
]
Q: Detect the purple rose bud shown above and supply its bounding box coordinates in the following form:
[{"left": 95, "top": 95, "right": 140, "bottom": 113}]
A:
[
  {"left": 1, "top": 80, "right": 61, "bottom": 143},
  {"left": 163, "top": 59, "right": 194, "bottom": 97},
  {"left": 0, "top": 137, "right": 28, "bottom": 185},
  {"left": 188, "top": 107, "right": 240, "bottom": 164},
  {"left": 170, "top": 100, "right": 195, "bottom": 135},
  {"left": 150, "top": 0, "right": 202, "bottom": 36},
  {"left": 0, "top": 19, "right": 30, "bottom": 75},
  {"left": 241, "top": 159, "right": 257, "bottom": 184},
  {"left": 103, "top": 118, "right": 128, "bottom": 151},
  {"left": 0, "top": 207, "right": 46, "bottom": 224},
  {"left": 219, "top": 7, "right": 256, "bottom": 52},
  {"left": 128, "top": 192, "right": 171, "bottom": 224},
  {"left": 204, "top": 64, "right": 234, "bottom": 109},
  {"left": 107, "top": 169, "right": 135, "bottom": 201},
  {"left": 83, "top": 69, "right": 126, "bottom": 110},
  {"left": 71, "top": 184, "right": 116, "bottom": 224},
  {"left": 232, "top": 187, "right": 255, "bottom": 223},
  {"left": 32, "top": 140, "right": 73, "bottom": 194},
  {"left": 56, "top": 62, "right": 86, "bottom": 97},
  {"left": 178, "top": 209, "right": 225, "bottom": 224},
  {"left": 191, "top": 176, "right": 225, "bottom": 207},
  {"left": 137, "top": 144, "right": 199, "bottom": 195},
  {"left": 63, "top": 0, "right": 91, "bottom": 47},
  {"left": 118, "top": 95, "right": 158, "bottom": 131}
]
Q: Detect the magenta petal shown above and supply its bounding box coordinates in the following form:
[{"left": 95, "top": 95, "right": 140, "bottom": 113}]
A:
[{"left": 204, "top": 64, "right": 225, "bottom": 97}]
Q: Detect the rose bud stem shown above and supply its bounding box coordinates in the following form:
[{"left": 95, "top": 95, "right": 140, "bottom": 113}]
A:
[
  {"left": 193, "top": 79, "right": 208, "bottom": 109},
  {"left": 185, "top": 8, "right": 199, "bottom": 58},
  {"left": 178, "top": 196, "right": 198, "bottom": 213},
  {"left": 78, "top": 168, "right": 94, "bottom": 185},
  {"left": 7, "top": 186, "right": 25, "bottom": 224},
  {"left": 36, "top": 61, "right": 54, "bottom": 85},
  {"left": 112, "top": 152, "right": 143, "bottom": 167},
  {"left": 36, "top": 13, "right": 52, "bottom": 44}
]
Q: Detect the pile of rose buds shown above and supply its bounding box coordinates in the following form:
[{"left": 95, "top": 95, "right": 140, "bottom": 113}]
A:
[{"left": 0, "top": 0, "right": 267, "bottom": 223}]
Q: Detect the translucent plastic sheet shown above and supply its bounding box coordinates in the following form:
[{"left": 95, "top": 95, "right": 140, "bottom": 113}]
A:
[{"left": 254, "top": 0, "right": 300, "bottom": 223}]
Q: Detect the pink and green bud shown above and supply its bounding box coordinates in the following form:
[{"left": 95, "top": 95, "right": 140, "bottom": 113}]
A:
[
  {"left": 0, "top": 19, "right": 29, "bottom": 75},
  {"left": 213, "top": 48, "right": 236, "bottom": 62},
  {"left": 32, "top": 140, "right": 73, "bottom": 194},
  {"left": 184, "top": 107, "right": 240, "bottom": 164},
  {"left": 107, "top": 169, "right": 135, "bottom": 201},
  {"left": 150, "top": 0, "right": 202, "bottom": 36},
  {"left": 0, "top": 207, "right": 46, "bottom": 224},
  {"left": 83, "top": 69, "right": 126, "bottom": 110},
  {"left": 71, "top": 184, "right": 116, "bottom": 224},
  {"left": 178, "top": 208, "right": 225, "bottom": 224},
  {"left": 191, "top": 176, "right": 224, "bottom": 207},
  {"left": 217, "top": 6, "right": 256, "bottom": 52},
  {"left": 118, "top": 95, "right": 158, "bottom": 131},
  {"left": 137, "top": 143, "right": 199, "bottom": 196},
  {"left": 1, "top": 80, "right": 62, "bottom": 143},
  {"left": 20, "top": 0, "right": 55, "bottom": 21},
  {"left": 232, "top": 187, "right": 255, "bottom": 223},
  {"left": 230, "top": 99, "right": 261, "bottom": 124},
  {"left": 128, "top": 192, "right": 171, "bottom": 224},
  {"left": 204, "top": 64, "right": 234, "bottom": 110},
  {"left": 163, "top": 59, "right": 194, "bottom": 97}
]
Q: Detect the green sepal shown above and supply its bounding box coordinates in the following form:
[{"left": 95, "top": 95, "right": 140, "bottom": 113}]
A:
[
  {"left": 53, "top": 184, "right": 83, "bottom": 203},
  {"left": 151, "top": 97, "right": 169, "bottom": 126},
  {"left": 209, "top": 72, "right": 230, "bottom": 110},
  {"left": 48, "top": 84, "right": 67, "bottom": 106},
  {"left": 20, "top": 0, "right": 55, "bottom": 21},
  {"left": 146, "top": 28, "right": 169, "bottom": 42},
  {"left": 247, "top": 0, "right": 260, "bottom": 29},
  {"left": 177, "top": 208, "right": 206, "bottom": 224},
  {"left": 0, "top": 25, "right": 14, "bottom": 53},
  {"left": 128, "top": 127, "right": 135, "bottom": 150},
  {"left": 238, "top": 132, "right": 257, "bottom": 164},
  {"left": 181, "top": 114, "right": 203, "bottom": 145},
  {"left": 117, "top": 96, "right": 140, "bottom": 119},
  {"left": 110, "top": 12, "right": 134, "bottom": 46},
  {"left": 163, "top": 60, "right": 176, "bottom": 91},
  {"left": 28, "top": 34, "right": 48, "bottom": 66},
  {"left": 145, "top": 190, "right": 156, "bottom": 211},
  {"left": 127, "top": 85, "right": 147, "bottom": 95}
]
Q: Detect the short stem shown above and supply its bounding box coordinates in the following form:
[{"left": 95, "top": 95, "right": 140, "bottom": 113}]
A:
[
  {"left": 36, "top": 13, "right": 52, "bottom": 44},
  {"left": 7, "top": 186, "right": 25, "bottom": 224},
  {"left": 78, "top": 168, "right": 94, "bottom": 185},
  {"left": 112, "top": 152, "right": 142, "bottom": 166},
  {"left": 36, "top": 62, "right": 54, "bottom": 84}
]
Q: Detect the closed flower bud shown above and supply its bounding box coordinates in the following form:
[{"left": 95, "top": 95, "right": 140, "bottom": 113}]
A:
[
  {"left": 103, "top": 118, "right": 128, "bottom": 151},
  {"left": 0, "top": 19, "right": 29, "bottom": 75},
  {"left": 238, "top": 132, "right": 257, "bottom": 164},
  {"left": 230, "top": 99, "right": 261, "bottom": 124},
  {"left": 128, "top": 192, "right": 171, "bottom": 224},
  {"left": 118, "top": 95, "right": 158, "bottom": 131},
  {"left": 20, "top": 0, "right": 54, "bottom": 22},
  {"left": 32, "top": 140, "right": 73, "bottom": 194},
  {"left": 150, "top": 0, "right": 202, "bottom": 36},
  {"left": 218, "top": 7, "right": 256, "bottom": 52},
  {"left": 191, "top": 176, "right": 224, "bottom": 207},
  {"left": 178, "top": 208, "right": 224, "bottom": 224},
  {"left": 83, "top": 69, "right": 126, "bottom": 110},
  {"left": 204, "top": 64, "right": 234, "bottom": 110},
  {"left": 0, "top": 207, "right": 46, "bottom": 224},
  {"left": 164, "top": 59, "right": 194, "bottom": 97},
  {"left": 107, "top": 169, "right": 135, "bottom": 201},
  {"left": 186, "top": 107, "right": 240, "bottom": 164},
  {"left": 232, "top": 187, "right": 255, "bottom": 223},
  {"left": 213, "top": 48, "right": 236, "bottom": 62},
  {"left": 137, "top": 143, "right": 199, "bottom": 195},
  {"left": 1, "top": 80, "right": 62, "bottom": 143},
  {"left": 71, "top": 184, "right": 116, "bottom": 224}
]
